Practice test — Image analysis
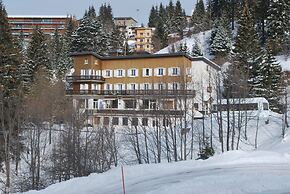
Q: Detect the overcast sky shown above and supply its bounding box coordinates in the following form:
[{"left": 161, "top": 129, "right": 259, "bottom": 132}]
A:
[{"left": 4, "top": 0, "right": 197, "bottom": 25}]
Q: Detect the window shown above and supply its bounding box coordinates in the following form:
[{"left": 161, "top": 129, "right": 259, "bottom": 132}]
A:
[
  {"left": 117, "top": 84, "right": 124, "bottom": 91},
  {"left": 172, "top": 67, "right": 179, "bottom": 75},
  {"left": 140, "top": 33, "right": 144, "bottom": 36},
  {"left": 117, "top": 69, "right": 124, "bottom": 77},
  {"left": 194, "top": 103, "right": 199, "bottom": 110},
  {"left": 132, "top": 118, "right": 138, "bottom": 126},
  {"left": 150, "top": 100, "right": 157, "bottom": 110},
  {"left": 105, "top": 84, "right": 112, "bottom": 90},
  {"left": 105, "top": 70, "right": 111, "bottom": 77},
  {"left": 142, "top": 118, "right": 148, "bottom": 126},
  {"left": 156, "top": 68, "right": 166, "bottom": 76},
  {"left": 158, "top": 68, "right": 164, "bottom": 76},
  {"left": 93, "top": 99, "right": 98, "bottom": 109},
  {"left": 125, "top": 100, "right": 136, "bottom": 109},
  {"left": 122, "top": 117, "right": 128, "bottom": 126},
  {"left": 84, "top": 58, "right": 88, "bottom": 64},
  {"left": 131, "top": 69, "right": 136, "bottom": 76},
  {"left": 112, "top": 117, "right": 119, "bottom": 125},
  {"left": 263, "top": 103, "right": 269, "bottom": 110},
  {"left": 140, "top": 39, "right": 144, "bottom": 42},
  {"left": 112, "top": 99, "right": 118, "bottom": 108},
  {"left": 94, "top": 117, "right": 100, "bottom": 125},
  {"left": 147, "top": 45, "right": 150, "bottom": 48},
  {"left": 128, "top": 68, "right": 138, "bottom": 77},
  {"left": 130, "top": 83, "right": 136, "bottom": 90},
  {"left": 144, "top": 83, "right": 150, "bottom": 90},
  {"left": 158, "top": 83, "right": 164, "bottom": 90},
  {"left": 104, "top": 117, "right": 110, "bottom": 126},
  {"left": 140, "top": 45, "right": 143, "bottom": 49},
  {"left": 142, "top": 99, "right": 149, "bottom": 109},
  {"left": 172, "top": 83, "right": 179, "bottom": 90},
  {"left": 143, "top": 68, "right": 151, "bottom": 77},
  {"left": 152, "top": 120, "right": 158, "bottom": 127}
]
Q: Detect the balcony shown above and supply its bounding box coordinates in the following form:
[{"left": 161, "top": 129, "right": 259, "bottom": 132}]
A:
[
  {"left": 66, "top": 89, "right": 195, "bottom": 98},
  {"left": 85, "top": 109, "right": 184, "bottom": 116},
  {"left": 66, "top": 75, "right": 105, "bottom": 83}
]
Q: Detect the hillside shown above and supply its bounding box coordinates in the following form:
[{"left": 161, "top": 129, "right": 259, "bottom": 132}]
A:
[
  {"left": 157, "top": 31, "right": 290, "bottom": 70},
  {"left": 156, "top": 30, "right": 214, "bottom": 60},
  {"left": 20, "top": 111, "right": 290, "bottom": 194},
  {"left": 22, "top": 131, "right": 290, "bottom": 194}
]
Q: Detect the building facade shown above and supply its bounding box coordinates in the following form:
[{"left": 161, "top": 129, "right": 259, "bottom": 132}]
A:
[
  {"left": 135, "top": 27, "right": 155, "bottom": 53},
  {"left": 114, "top": 17, "right": 137, "bottom": 29},
  {"left": 66, "top": 52, "right": 220, "bottom": 128},
  {"left": 8, "top": 15, "right": 74, "bottom": 39}
]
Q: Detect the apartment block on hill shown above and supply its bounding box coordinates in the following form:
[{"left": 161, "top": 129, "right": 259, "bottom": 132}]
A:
[
  {"left": 114, "top": 17, "right": 137, "bottom": 29},
  {"left": 135, "top": 27, "right": 155, "bottom": 53},
  {"left": 66, "top": 52, "right": 220, "bottom": 128},
  {"left": 8, "top": 15, "right": 74, "bottom": 39}
]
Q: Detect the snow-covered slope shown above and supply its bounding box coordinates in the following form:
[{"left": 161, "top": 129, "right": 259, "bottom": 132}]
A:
[
  {"left": 21, "top": 114, "right": 290, "bottom": 194},
  {"left": 22, "top": 135, "right": 290, "bottom": 194},
  {"left": 156, "top": 30, "right": 214, "bottom": 59},
  {"left": 157, "top": 31, "right": 290, "bottom": 71}
]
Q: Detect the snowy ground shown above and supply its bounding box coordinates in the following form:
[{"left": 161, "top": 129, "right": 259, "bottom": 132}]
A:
[
  {"left": 156, "top": 30, "right": 214, "bottom": 60},
  {"left": 275, "top": 55, "right": 290, "bottom": 72},
  {"left": 22, "top": 127, "right": 290, "bottom": 194}
]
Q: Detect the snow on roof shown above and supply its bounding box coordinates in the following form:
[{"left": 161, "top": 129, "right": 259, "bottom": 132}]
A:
[
  {"left": 8, "top": 15, "right": 70, "bottom": 18},
  {"left": 276, "top": 55, "right": 290, "bottom": 72}
]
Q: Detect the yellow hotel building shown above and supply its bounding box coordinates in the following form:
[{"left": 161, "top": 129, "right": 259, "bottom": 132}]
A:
[{"left": 67, "top": 52, "right": 220, "bottom": 127}]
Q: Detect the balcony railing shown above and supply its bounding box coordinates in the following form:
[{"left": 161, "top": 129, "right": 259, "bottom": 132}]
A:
[
  {"left": 66, "top": 89, "right": 195, "bottom": 97},
  {"left": 66, "top": 75, "right": 105, "bottom": 83},
  {"left": 85, "top": 109, "right": 184, "bottom": 116}
]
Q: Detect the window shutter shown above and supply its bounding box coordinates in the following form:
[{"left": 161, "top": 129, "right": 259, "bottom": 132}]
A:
[
  {"left": 168, "top": 68, "right": 172, "bottom": 76},
  {"left": 135, "top": 69, "right": 139, "bottom": 77}
]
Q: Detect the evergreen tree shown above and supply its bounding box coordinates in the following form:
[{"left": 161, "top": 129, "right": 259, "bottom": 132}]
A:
[
  {"left": 71, "top": 9, "right": 109, "bottom": 55},
  {"left": 232, "top": 0, "right": 261, "bottom": 93},
  {"left": 174, "top": 0, "right": 187, "bottom": 38},
  {"left": 98, "top": 4, "right": 115, "bottom": 33},
  {"left": 179, "top": 42, "right": 189, "bottom": 54},
  {"left": 191, "top": 0, "right": 207, "bottom": 33},
  {"left": 254, "top": 0, "right": 270, "bottom": 45},
  {"left": 267, "top": 0, "right": 290, "bottom": 55},
  {"left": 26, "top": 27, "right": 50, "bottom": 81},
  {"left": 255, "top": 45, "right": 284, "bottom": 112},
  {"left": 61, "top": 17, "right": 76, "bottom": 72},
  {"left": 209, "top": 20, "right": 231, "bottom": 57},
  {"left": 191, "top": 42, "right": 203, "bottom": 57},
  {"left": 87, "top": 6, "right": 97, "bottom": 19},
  {"left": 49, "top": 29, "right": 72, "bottom": 79},
  {"left": 148, "top": 6, "right": 159, "bottom": 27},
  {"left": 164, "top": 0, "right": 176, "bottom": 34},
  {"left": 0, "top": 0, "right": 23, "bottom": 172},
  {"left": 0, "top": 1, "right": 22, "bottom": 94},
  {"left": 109, "top": 27, "right": 125, "bottom": 55}
]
